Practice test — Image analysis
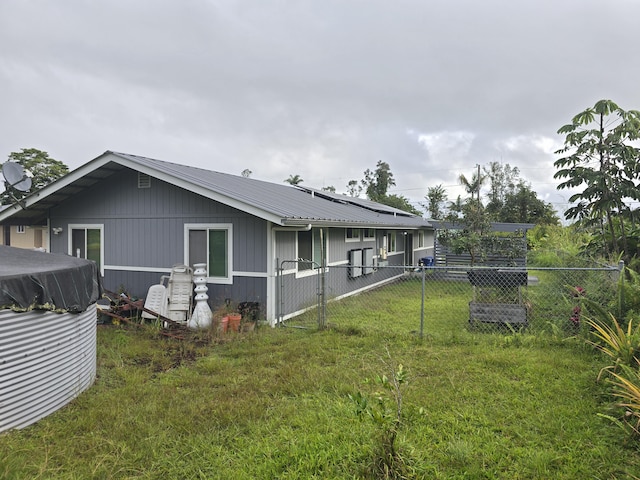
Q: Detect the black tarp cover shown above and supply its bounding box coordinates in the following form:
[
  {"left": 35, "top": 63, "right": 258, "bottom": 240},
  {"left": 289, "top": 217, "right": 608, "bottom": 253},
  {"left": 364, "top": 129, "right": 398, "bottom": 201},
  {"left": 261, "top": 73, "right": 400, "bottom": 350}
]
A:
[{"left": 0, "top": 245, "right": 100, "bottom": 312}]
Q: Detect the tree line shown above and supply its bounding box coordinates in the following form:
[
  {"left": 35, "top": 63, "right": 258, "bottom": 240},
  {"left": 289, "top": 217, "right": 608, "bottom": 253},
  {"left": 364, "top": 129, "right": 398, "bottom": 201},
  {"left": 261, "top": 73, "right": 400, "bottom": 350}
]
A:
[{"left": 6, "top": 98, "right": 640, "bottom": 266}]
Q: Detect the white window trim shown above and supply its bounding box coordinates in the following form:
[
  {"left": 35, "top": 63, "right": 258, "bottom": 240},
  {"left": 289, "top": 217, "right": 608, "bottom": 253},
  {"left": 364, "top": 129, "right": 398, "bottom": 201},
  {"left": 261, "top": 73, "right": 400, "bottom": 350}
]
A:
[
  {"left": 387, "top": 231, "right": 397, "bottom": 253},
  {"left": 16, "top": 225, "right": 26, "bottom": 234},
  {"left": 363, "top": 228, "right": 375, "bottom": 240},
  {"left": 184, "top": 223, "right": 233, "bottom": 285},
  {"left": 295, "top": 228, "right": 328, "bottom": 278},
  {"left": 68, "top": 224, "right": 105, "bottom": 276},
  {"left": 345, "top": 228, "right": 361, "bottom": 243}
]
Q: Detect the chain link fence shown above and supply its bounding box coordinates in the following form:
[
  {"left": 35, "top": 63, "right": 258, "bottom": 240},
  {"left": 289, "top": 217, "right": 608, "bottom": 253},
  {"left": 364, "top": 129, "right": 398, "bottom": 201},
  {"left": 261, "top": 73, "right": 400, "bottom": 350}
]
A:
[{"left": 277, "top": 262, "right": 622, "bottom": 337}]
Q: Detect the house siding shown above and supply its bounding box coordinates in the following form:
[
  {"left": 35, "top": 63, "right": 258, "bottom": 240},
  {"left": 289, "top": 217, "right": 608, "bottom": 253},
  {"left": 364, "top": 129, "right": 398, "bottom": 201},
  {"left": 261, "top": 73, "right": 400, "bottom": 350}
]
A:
[
  {"left": 0, "top": 225, "right": 48, "bottom": 250},
  {"left": 275, "top": 230, "right": 296, "bottom": 263},
  {"left": 276, "top": 261, "right": 404, "bottom": 320},
  {"left": 48, "top": 167, "right": 268, "bottom": 306},
  {"left": 274, "top": 227, "right": 410, "bottom": 319}
]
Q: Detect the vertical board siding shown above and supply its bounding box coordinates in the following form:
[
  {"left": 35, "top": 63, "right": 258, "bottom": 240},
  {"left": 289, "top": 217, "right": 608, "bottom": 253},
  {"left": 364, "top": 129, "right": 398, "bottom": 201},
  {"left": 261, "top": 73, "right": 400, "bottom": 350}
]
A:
[
  {"left": 103, "top": 270, "right": 267, "bottom": 314},
  {"left": 103, "top": 270, "right": 166, "bottom": 298},
  {"left": 50, "top": 167, "right": 268, "bottom": 297},
  {"left": 275, "top": 231, "right": 296, "bottom": 262},
  {"left": 0, "top": 308, "right": 96, "bottom": 433},
  {"left": 279, "top": 266, "right": 403, "bottom": 317}
]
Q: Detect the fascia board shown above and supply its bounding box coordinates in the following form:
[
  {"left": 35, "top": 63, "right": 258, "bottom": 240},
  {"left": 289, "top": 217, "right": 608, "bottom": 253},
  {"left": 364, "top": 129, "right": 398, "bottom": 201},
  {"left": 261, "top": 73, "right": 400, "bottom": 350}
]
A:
[
  {"left": 0, "top": 153, "right": 117, "bottom": 222},
  {"left": 0, "top": 152, "right": 287, "bottom": 226}
]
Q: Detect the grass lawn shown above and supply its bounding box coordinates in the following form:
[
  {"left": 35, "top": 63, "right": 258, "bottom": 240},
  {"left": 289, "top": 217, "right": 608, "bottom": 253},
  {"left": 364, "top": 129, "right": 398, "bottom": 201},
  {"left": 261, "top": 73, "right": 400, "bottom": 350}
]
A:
[{"left": 1, "top": 280, "right": 639, "bottom": 479}]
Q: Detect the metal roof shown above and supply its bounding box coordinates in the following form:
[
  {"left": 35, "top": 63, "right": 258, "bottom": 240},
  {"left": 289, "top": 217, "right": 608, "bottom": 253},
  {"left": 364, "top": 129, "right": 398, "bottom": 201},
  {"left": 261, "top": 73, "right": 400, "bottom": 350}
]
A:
[{"left": 0, "top": 151, "right": 432, "bottom": 230}]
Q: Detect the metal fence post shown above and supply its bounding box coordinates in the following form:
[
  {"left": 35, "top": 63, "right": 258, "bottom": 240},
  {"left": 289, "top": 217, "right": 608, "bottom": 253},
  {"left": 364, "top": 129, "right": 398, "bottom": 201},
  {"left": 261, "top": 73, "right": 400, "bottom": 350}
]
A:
[
  {"left": 420, "top": 265, "right": 425, "bottom": 338},
  {"left": 319, "top": 257, "right": 327, "bottom": 329},
  {"left": 276, "top": 258, "right": 282, "bottom": 326}
]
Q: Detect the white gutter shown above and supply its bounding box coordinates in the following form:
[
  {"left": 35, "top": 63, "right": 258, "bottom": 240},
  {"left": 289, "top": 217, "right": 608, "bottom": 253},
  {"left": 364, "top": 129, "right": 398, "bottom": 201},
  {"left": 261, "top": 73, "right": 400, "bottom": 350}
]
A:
[{"left": 272, "top": 224, "right": 312, "bottom": 231}]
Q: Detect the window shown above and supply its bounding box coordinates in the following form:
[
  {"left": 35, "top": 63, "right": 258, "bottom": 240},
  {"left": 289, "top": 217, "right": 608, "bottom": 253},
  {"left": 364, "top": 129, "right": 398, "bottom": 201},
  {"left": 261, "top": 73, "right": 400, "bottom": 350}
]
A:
[
  {"left": 363, "top": 228, "right": 375, "bottom": 240},
  {"left": 345, "top": 228, "right": 360, "bottom": 242},
  {"left": 418, "top": 231, "right": 425, "bottom": 248},
  {"left": 386, "top": 231, "right": 397, "bottom": 252},
  {"left": 16, "top": 225, "right": 25, "bottom": 234},
  {"left": 298, "top": 228, "right": 326, "bottom": 272},
  {"left": 69, "top": 225, "right": 103, "bottom": 274},
  {"left": 185, "top": 224, "right": 232, "bottom": 283}
]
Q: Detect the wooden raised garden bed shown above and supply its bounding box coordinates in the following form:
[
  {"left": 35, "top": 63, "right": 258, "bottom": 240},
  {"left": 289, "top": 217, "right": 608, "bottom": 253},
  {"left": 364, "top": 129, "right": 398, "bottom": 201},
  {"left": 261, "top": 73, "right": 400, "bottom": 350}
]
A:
[
  {"left": 467, "top": 269, "right": 529, "bottom": 327},
  {"left": 469, "top": 302, "right": 528, "bottom": 324}
]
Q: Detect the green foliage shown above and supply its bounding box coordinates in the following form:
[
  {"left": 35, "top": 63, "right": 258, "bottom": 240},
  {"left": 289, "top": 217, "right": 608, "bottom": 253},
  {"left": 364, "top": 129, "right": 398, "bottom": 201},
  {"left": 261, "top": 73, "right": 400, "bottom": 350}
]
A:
[
  {"left": 350, "top": 357, "right": 416, "bottom": 479},
  {"left": 378, "top": 193, "right": 421, "bottom": 215},
  {"left": 500, "top": 182, "right": 558, "bottom": 225},
  {"left": 526, "top": 224, "right": 592, "bottom": 267},
  {"left": 441, "top": 196, "right": 494, "bottom": 265},
  {"left": 580, "top": 265, "right": 640, "bottom": 441},
  {"left": 616, "top": 267, "right": 640, "bottom": 321},
  {"left": 363, "top": 160, "right": 395, "bottom": 202},
  {"left": 484, "top": 161, "right": 519, "bottom": 211},
  {"left": 2, "top": 148, "right": 69, "bottom": 205},
  {"left": 484, "top": 162, "right": 558, "bottom": 225},
  {"left": 458, "top": 169, "right": 485, "bottom": 201},
  {"left": 284, "top": 174, "right": 303, "bottom": 185},
  {"left": 554, "top": 99, "right": 640, "bottom": 262},
  {"left": 586, "top": 314, "right": 640, "bottom": 380},
  {"left": 423, "top": 184, "right": 447, "bottom": 219},
  {"left": 2, "top": 280, "right": 640, "bottom": 478},
  {"left": 357, "top": 160, "right": 420, "bottom": 215},
  {"left": 608, "top": 364, "right": 640, "bottom": 436},
  {"left": 346, "top": 179, "right": 362, "bottom": 197},
  {"left": 438, "top": 227, "right": 526, "bottom": 266}
]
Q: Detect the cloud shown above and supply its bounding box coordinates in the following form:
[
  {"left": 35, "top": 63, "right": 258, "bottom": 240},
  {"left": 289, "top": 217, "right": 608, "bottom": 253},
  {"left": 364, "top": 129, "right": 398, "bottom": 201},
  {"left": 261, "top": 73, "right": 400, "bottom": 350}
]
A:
[{"left": 0, "top": 0, "right": 638, "bottom": 220}]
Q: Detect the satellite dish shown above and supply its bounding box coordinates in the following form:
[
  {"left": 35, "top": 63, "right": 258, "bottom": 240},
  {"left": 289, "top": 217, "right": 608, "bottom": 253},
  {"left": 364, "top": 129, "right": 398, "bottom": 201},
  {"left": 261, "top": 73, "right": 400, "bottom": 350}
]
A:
[{"left": 2, "top": 162, "right": 32, "bottom": 192}]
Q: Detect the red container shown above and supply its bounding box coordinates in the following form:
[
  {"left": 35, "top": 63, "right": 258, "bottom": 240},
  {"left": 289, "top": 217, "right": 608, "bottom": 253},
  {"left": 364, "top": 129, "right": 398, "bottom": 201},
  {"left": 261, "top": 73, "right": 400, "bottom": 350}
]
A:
[{"left": 227, "top": 314, "right": 241, "bottom": 332}]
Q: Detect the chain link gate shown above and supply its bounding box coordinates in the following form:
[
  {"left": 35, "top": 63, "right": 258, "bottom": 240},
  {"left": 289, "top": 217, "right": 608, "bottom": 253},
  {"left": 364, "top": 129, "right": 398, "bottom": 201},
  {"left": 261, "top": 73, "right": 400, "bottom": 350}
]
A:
[{"left": 276, "top": 259, "right": 327, "bottom": 329}]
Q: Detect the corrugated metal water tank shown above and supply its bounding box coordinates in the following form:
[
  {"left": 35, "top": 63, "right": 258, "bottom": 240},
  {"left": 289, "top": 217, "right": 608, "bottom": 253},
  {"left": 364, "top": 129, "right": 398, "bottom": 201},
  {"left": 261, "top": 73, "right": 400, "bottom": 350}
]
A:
[
  {"left": 0, "top": 308, "right": 96, "bottom": 432},
  {"left": 0, "top": 245, "right": 100, "bottom": 433}
]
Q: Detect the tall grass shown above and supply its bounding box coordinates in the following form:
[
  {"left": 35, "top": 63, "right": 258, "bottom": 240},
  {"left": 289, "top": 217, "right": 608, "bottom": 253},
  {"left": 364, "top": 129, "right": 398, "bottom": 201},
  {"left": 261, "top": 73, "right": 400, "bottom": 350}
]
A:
[{"left": 1, "top": 283, "right": 639, "bottom": 479}]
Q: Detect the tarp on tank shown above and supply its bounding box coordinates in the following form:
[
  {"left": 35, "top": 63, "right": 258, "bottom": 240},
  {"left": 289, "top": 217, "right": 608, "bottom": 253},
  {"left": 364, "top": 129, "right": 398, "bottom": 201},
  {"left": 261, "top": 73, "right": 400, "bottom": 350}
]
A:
[{"left": 0, "top": 245, "right": 100, "bottom": 312}]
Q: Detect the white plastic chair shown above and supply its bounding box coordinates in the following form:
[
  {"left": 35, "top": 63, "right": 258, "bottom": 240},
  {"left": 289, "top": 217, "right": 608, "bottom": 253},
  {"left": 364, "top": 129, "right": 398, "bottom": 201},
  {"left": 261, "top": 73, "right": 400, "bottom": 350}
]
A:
[
  {"left": 161, "top": 264, "right": 194, "bottom": 323},
  {"left": 141, "top": 284, "right": 168, "bottom": 320}
]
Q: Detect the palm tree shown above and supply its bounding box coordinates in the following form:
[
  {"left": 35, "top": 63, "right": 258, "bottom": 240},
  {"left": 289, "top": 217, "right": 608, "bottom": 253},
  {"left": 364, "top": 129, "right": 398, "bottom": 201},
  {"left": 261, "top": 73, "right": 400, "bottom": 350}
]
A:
[
  {"left": 284, "top": 174, "right": 303, "bottom": 185},
  {"left": 458, "top": 169, "right": 485, "bottom": 204}
]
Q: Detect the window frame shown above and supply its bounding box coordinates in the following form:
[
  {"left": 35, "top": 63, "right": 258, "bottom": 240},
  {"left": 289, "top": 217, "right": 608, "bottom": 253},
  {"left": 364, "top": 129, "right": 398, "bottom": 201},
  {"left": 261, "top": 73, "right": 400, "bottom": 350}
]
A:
[
  {"left": 296, "top": 227, "right": 327, "bottom": 277},
  {"left": 363, "top": 228, "right": 375, "bottom": 240},
  {"left": 68, "top": 224, "right": 104, "bottom": 276},
  {"left": 15, "top": 225, "right": 25, "bottom": 234},
  {"left": 184, "top": 223, "right": 233, "bottom": 284},
  {"left": 386, "top": 231, "right": 397, "bottom": 253},
  {"left": 345, "top": 228, "right": 360, "bottom": 242}
]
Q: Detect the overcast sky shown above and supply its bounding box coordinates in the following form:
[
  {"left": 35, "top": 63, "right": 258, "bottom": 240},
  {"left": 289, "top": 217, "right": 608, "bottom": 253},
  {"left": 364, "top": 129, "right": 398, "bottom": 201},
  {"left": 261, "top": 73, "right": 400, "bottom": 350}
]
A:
[{"left": 1, "top": 0, "right": 638, "bottom": 219}]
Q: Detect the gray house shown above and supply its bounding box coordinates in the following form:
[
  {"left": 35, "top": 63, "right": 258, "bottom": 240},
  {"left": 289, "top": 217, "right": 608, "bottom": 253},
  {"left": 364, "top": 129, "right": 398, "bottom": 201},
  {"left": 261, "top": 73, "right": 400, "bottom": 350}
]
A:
[{"left": 0, "top": 151, "right": 433, "bottom": 324}]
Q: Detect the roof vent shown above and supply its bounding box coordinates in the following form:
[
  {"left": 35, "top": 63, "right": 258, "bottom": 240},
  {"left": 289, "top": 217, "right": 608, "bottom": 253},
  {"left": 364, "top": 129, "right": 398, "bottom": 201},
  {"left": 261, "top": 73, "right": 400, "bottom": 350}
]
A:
[{"left": 138, "top": 172, "right": 151, "bottom": 189}]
